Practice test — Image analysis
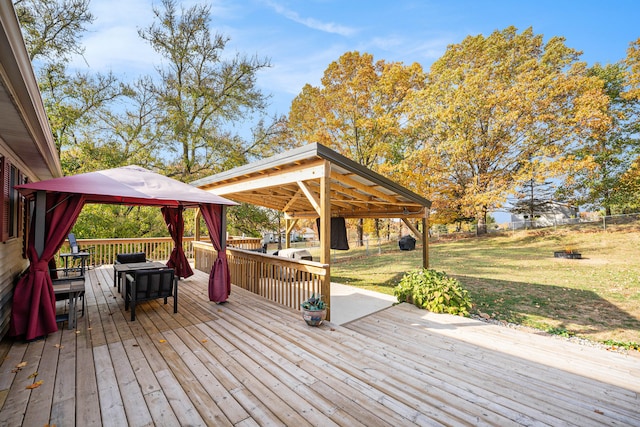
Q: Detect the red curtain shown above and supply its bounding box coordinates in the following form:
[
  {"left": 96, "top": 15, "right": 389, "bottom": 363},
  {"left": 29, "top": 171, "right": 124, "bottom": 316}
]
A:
[
  {"left": 199, "top": 204, "right": 230, "bottom": 302},
  {"left": 9, "top": 193, "right": 85, "bottom": 340},
  {"left": 161, "top": 207, "right": 193, "bottom": 279}
]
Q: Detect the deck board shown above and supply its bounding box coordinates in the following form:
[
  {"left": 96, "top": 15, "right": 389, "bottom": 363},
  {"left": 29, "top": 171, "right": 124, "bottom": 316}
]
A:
[{"left": 0, "top": 265, "right": 639, "bottom": 426}]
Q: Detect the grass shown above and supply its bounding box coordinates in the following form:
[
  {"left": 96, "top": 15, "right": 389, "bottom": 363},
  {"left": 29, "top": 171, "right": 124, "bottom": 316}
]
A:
[{"left": 330, "top": 226, "right": 640, "bottom": 345}]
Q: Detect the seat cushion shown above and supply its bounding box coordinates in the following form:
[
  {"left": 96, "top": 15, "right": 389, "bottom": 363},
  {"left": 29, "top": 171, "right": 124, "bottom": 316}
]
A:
[{"left": 116, "top": 252, "right": 147, "bottom": 264}]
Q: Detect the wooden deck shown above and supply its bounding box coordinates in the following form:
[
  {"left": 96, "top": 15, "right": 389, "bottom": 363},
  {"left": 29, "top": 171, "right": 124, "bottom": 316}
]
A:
[{"left": 1, "top": 265, "right": 639, "bottom": 426}]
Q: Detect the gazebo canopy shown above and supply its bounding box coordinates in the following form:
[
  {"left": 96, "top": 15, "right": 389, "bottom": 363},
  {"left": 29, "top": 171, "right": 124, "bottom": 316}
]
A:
[
  {"left": 192, "top": 143, "right": 431, "bottom": 219},
  {"left": 11, "top": 165, "right": 237, "bottom": 341},
  {"left": 16, "top": 165, "right": 236, "bottom": 208}
]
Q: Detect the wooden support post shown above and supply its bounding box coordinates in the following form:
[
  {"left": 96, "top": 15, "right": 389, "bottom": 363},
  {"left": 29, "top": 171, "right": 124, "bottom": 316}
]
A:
[
  {"left": 285, "top": 218, "right": 298, "bottom": 249},
  {"left": 194, "top": 208, "right": 201, "bottom": 242},
  {"left": 34, "top": 190, "right": 46, "bottom": 258},
  {"left": 220, "top": 206, "right": 227, "bottom": 252},
  {"left": 422, "top": 209, "right": 429, "bottom": 269},
  {"left": 319, "top": 161, "right": 331, "bottom": 320}
]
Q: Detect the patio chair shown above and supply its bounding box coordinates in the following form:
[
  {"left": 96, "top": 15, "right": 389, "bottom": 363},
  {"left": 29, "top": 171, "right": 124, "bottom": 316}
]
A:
[
  {"left": 113, "top": 252, "right": 149, "bottom": 291},
  {"left": 52, "top": 276, "right": 86, "bottom": 328},
  {"left": 124, "top": 268, "right": 177, "bottom": 321},
  {"left": 66, "top": 233, "right": 94, "bottom": 273}
]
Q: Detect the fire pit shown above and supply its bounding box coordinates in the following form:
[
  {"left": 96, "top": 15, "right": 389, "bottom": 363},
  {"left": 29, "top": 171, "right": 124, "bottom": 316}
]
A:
[{"left": 553, "top": 250, "right": 582, "bottom": 259}]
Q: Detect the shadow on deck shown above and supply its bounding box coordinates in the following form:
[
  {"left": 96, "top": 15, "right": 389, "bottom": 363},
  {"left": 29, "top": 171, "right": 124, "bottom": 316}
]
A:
[{"left": 0, "top": 265, "right": 639, "bottom": 426}]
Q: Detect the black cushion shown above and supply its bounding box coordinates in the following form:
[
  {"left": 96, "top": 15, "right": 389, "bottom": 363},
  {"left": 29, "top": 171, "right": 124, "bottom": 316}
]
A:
[{"left": 116, "top": 252, "right": 147, "bottom": 264}]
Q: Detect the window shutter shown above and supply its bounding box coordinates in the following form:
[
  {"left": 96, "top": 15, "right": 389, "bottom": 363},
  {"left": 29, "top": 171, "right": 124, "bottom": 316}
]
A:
[
  {"left": 17, "top": 170, "right": 24, "bottom": 238},
  {"left": 21, "top": 174, "right": 30, "bottom": 258},
  {"left": 0, "top": 157, "right": 9, "bottom": 242}
]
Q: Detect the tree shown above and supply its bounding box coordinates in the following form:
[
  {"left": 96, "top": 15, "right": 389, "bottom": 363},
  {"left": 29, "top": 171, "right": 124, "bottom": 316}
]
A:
[
  {"left": 14, "top": 0, "right": 93, "bottom": 62},
  {"left": 289, "top": 51, "right": 425, "bottom": 168},
  {"left": 605, "top": 37, "right": 640, "bottom": 213},
  {"left": 558, "top": 63, "right": 637, "bottom": 215},
  {"left": 624, "top": 37, "right": 640, "bottom": 106},
  {"left": 16, "top": 0, "right": 124, "bottom": 162},
  {"left": 226, "top": 204, "right": 273, "bottom": 238},
  {"left": 611, "top": 158, "right": 640, "bottom": 212},
  {"left": 508, "top": 181, "right": 557, "bottom": 228},
  {"left": 41, "top": 63, "right": 124, "bottom": 157},
  {"left": 408, "top": 27, "right": 610, "bottom": 233},
  {"left": 139, "top": 0, "right": 270, "bottom": 181},
  {"left": 287, "top": 51, "right": 425, "bottom": 244}
]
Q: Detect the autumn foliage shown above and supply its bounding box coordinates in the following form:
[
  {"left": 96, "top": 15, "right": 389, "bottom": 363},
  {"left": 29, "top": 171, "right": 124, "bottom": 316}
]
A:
[{"left": 286, "top": 29, "right": 640, "bottom": 231}]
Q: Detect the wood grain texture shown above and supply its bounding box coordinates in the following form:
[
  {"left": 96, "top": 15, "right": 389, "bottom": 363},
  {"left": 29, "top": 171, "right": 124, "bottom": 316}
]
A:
[{"left": 0, "top": 265, "right": 638, "bottom": 426}]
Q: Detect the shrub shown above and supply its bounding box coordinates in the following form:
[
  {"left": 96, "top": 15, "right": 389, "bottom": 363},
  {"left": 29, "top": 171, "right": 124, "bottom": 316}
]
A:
[{"left": 394, "top": 269, "right": 472, "bottom": 316}]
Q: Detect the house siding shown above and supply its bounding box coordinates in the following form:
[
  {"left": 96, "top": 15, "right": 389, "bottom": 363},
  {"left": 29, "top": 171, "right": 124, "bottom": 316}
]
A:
[
  {"left": 0, "top": 149, "right": 32, "bottom": 338},
  {"left": 0, "top": 237, "right": 28, "bottom": 337},
  {"left": 0, "top": 2, "right": 61, "bottom": 340}
]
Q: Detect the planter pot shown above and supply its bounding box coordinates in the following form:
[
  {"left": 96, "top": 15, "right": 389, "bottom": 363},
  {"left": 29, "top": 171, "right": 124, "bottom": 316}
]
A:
[
  {"left": 554, "top": 251, "right": 582, "bottom": 259},
  {"left": 301, "top": 308, "right": 327, "bottom": 326}
]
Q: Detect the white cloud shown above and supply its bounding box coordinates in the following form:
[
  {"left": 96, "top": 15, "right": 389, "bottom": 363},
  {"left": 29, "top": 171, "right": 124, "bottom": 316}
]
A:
[
  {"left": 71, "top": 26, "right": 157, "bottom": 79},
  {"left": 264, "top": 1, "right": 357, "bottom": 36},
  {"left": 66, "top": 0, "right": 156, "bottom": 77},
  {"left": 256, "top": 43, "right": 349, "bottom": 113}
]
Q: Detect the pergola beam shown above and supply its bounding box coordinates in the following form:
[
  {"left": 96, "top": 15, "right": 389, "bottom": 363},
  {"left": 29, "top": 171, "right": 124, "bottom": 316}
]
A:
[
  {"left": 330, "top": 171, "right": 400, "bottom": 205},
  {"left": 401, "top": 218, "right": 423, "bottom": 241},
  {"left": 297, "top": 181, "right": 321, "bottom": 216},
  {"left": 209, "top": 161, "right": 326, "bottom": 196}
]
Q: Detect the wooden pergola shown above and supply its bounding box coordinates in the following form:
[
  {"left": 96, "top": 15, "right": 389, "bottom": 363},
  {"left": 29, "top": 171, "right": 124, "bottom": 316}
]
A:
[{"left": 193, "top": 143, "right": 431, "bottom": 284}]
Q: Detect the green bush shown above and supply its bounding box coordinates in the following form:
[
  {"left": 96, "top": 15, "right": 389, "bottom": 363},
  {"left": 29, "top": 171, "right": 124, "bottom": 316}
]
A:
[{"left": 394, "top": 269, "right": 472, "bottom": 316}]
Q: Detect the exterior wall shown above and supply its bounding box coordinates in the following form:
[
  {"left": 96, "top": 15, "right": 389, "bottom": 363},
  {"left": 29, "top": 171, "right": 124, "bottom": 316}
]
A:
[
  {"left": 0, "top": 148, "right": 31, "bottom": 338},
  {"left": 510, "top": 203, "right": 578, "bottom": 229},
  {"left": 0, "top": 2, "right": 61, "bottom": 340},
  {"left": 0, "top": 237, "right": 28, "bottom": 337}
]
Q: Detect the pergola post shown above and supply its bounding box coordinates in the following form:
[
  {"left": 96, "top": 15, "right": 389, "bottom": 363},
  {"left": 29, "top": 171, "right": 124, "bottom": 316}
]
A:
[
  {"left": 422, "top": 208, "right": 429, "bottom": 269},
  {"left": 320, "top": 160, "right": 331, "bottom": 320},
  {"left": 401, "top": 212, "right": 430, "bottom": 269}
]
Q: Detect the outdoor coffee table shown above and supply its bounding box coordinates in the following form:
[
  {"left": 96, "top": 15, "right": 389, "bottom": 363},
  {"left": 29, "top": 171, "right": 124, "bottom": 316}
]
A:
[{"left": 113, "top": 261, "right": 169, "bottom": 293}]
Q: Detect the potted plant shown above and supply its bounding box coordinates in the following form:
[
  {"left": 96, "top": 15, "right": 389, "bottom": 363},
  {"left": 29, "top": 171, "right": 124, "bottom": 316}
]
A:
[{"left": 300, "top": 293, "right": 327, "bottom": 326}]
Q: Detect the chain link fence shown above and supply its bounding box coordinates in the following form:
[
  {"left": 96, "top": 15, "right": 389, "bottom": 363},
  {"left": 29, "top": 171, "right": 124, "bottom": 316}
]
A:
[
  {"left": 263, "top": 212, "right": 640, "bottom": 262},
  {"left": 430, "top": 212, "right": 640, "bottom": 239}
]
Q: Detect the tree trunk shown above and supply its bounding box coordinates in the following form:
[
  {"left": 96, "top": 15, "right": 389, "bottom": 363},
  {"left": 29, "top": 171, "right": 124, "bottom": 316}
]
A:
[
  {"left": 477, "top": 207, "right": 488, "bottom": 234},
  {"left": 357, "top": 218, "right": 364, "bottom": 247}
]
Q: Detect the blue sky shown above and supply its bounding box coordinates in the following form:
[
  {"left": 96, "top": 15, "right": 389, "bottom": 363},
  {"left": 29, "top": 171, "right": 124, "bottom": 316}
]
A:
[{"left": 72, "top": 0, "right": 640, "bottom": 118}]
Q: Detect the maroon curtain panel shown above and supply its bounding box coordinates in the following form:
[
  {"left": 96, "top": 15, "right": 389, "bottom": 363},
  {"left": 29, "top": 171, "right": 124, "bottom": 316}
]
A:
[
  {"left": 9, "top": 193, "right": 85, "bottom": 340},
  {"left": 161, "top": 207, "right": 193, "bottom": 279},
  {"left": 199, "top": 204, "right": 230, "bottom": 302}
]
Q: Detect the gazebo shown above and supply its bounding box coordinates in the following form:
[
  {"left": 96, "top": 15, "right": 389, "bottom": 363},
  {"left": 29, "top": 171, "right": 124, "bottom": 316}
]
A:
[
  {"left": 9, "top": 165, "right": 237, "bottom": 341},
  {"left": 192, "top": 143, "right": 432, "bottom": 318}
]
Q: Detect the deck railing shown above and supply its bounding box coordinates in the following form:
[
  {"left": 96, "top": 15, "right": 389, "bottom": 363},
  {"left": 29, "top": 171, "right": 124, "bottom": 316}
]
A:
[
  {"left": 57, "top": 237, "right": 194, "bottom": 266},
  {"left": 57, "top": 235, "right": 264, "bottom": 267},
  {"left": 58, "top": 237, "right": 328, "bottom": 315},
  {"left": 193, "top": 241, "right": 329, "bottom": 314}
]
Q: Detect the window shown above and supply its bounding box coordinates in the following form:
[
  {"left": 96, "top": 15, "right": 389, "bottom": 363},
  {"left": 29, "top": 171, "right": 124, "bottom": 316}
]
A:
[{"left": 1, "top": 157, "right": 25, "bottom": 242}]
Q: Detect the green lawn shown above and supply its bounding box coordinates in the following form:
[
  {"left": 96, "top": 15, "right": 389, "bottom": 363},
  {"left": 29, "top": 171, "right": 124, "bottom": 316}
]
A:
[{"left": 331, "top": 227, "right": 640, "bottom": 345}]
